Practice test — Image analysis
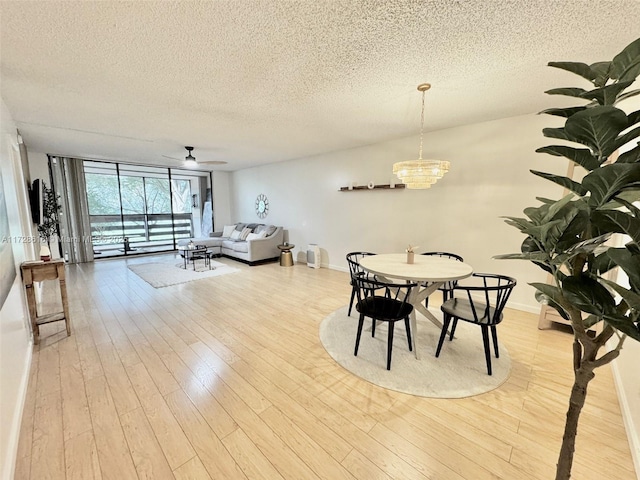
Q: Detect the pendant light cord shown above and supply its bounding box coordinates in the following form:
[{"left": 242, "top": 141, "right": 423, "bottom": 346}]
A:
[{"left": 418, "top": 89, "right": 425, "bottom": 161}]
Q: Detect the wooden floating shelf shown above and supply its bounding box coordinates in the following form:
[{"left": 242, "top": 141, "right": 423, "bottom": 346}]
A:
[{"left": 339, "top": 184, "right": 405, "bottom": 191}]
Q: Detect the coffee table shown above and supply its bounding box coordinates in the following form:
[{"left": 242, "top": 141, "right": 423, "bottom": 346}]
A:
[{"left": 178, "top": 246, "right": 212, "bottom": 270}]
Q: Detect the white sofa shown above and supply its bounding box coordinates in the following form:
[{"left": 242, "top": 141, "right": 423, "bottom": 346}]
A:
[{"left": 179, "top": 223, "right": 284, "bottom": 265}]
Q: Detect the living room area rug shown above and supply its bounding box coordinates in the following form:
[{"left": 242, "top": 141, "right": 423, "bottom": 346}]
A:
[
  {"left": 127, "top": 259, "right": 239, "bottom": 288},
  {"left": 319, "top": 306, "right": 511, "bottom": 398}
]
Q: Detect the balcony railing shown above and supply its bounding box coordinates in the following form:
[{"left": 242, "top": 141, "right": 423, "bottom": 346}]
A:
[{"left": 90, "top": 213, "right": 192, "bottom": 252}]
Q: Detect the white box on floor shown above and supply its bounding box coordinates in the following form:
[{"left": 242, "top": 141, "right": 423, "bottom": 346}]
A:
[{"left": 307, "top": 244, "right": 320, "bottom": 268}]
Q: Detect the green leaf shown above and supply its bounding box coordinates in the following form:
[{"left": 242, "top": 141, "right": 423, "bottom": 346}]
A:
[
  {"left": 591, "top": 210, "right": 640, "bottom": 247},
  {"left": 545, "top": 87, "right": 588, "bottom": 98},
  {"left": 579, "top": 81, "right": 635, "bottom": 105},
  {"left": 607, "top": 248, "right": 640, "bottom": 291},
  {"left": 536, "top": 145, "right": 600, "bottom": 170},
  {"left": 628, "top": 110, "right": 640, "bottom": 127},
  {"left": 617, "top": 143, "right": 640, "bottom": 163},
  {"left": 502, "top": 216, "right": 542, "bottom": 239},
  {"left": 583, "top": 163, "right": 640, "bottom": 207},
  {"left": 564, "top": 106, "right": 628, "bottom": 158},
  {"left": 611, "top": 37, "right": 640, "bottom": 82},
  {"left": 542, "top": 194, "right": 576, "bottom": 223},
  {"left": 593, "top": 251, "right": 617, "bottom": 275},
  {"left": 553, "top": 233, "right": 612, "bottom": 265},
  {"left": 521, "top": 237, "right": 553, "bottom": 273},
  {"left": 614, "top": 125, "right": 640, "bottom": 151},
  {"left": 555, "top": 207, "right": 590, "bottom": 252},
  {"left": 494, "top": 252, "right": 549, "bottom": 262},
  {"left": 602, "top": 189, "right": 640, "bottom": 208},
  {"left": 539, "top": 106, "right": 587, "bottom": 118},
  {"left": 613, "top": 195, "right": 640, "bottom": 218},
  {"left": 562, "top": 275, "right": 617, "bottom": 316},
  {"left": 548, "top": 62, "right": 596, "bottom": 81},
  {"left": 590, "top": 61, "right": 611, "bottom": 87},
  {"left": 543, "top": 127, "right": 570, "bottom": 141},
  {"left": 601, "top": 279, "right": 640, "bottom": 312},
  {"left": 531, "top": 170, "right": 588, "bottom": 195},
  {"left": 531, "top": 282, "right": 571, "bottom": 320},
  {"left": 603, "top": 314, "right": 640, "bottom": 341},
  {"left": 583, "top": 314, "right": 602, "bottom": 328}
]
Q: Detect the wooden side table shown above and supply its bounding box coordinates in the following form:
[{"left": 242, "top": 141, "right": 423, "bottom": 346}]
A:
[{"left": 21, "top": 259, "right": 70, "bottom": 345}]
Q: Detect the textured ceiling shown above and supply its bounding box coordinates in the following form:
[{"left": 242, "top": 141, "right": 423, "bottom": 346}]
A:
[{"left": 1, "top": 1, "right": 639, "bottom": 171}]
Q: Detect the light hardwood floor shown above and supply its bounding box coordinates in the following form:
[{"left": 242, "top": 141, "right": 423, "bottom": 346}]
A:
[{"left": 14, "top": 254, "right": 636, "bottom": 479}]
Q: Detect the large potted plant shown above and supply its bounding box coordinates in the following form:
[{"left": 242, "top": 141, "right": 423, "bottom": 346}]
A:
[
  {"left": 498, "top": 37, "right": 640, "bottom": 479},
  {"left": 37, "top": 182, "right": 61, "bottom": 260}
]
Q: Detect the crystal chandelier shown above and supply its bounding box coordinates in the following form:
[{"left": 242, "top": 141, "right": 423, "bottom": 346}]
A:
[{"left": 393, "top": 83, "right": 450, "bottom": 189}]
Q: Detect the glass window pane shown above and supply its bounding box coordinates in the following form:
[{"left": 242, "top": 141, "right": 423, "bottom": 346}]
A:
[
  {"left": 144, "top": 178, "right": 172, "bottom": 214},
  {"left": 171, "top": 179, "right": 192, "bottom": 214},
  {"left": 85, "top": 173, "right": 121, "bottom": 215},
  {"left": 119, "top": 176, "right": 146, "bottom": 214}
]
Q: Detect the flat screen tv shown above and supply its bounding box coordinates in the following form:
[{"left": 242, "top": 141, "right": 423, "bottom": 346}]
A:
[{"left": 28, "top": 179, "right": 43, "bottom": 224}]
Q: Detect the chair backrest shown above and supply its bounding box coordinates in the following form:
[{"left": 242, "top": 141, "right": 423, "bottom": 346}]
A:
[
  {"left": 421, "top": 251, "right": 464, "bottom": 290},
  {"left": 346, "top": 252, "right": 376, "bottom": 280},
  {"left": 453, "top": 273, "right": 517, "bottom": 325},
  {"left": 421, "top": 251, "right": 464, "bottom": 262},
  {"left": 353, "top": 275, "right": 416, "bottom": 320}
]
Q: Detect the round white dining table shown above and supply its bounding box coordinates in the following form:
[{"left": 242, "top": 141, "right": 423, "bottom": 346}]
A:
[{"left": 359, "top": 253, "right": 473, "bottom": 359}]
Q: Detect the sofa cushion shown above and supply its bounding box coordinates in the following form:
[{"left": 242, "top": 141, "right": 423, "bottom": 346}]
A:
[
  {"left": 222, "top": 239, "right": 237, "bottom": 249},
  {"left": 222, "top": 224, "right": 236, "bottom": 238},
  {"left": 230, "top": 230, "right": 242, "bottom": 240},
  {"left": 263, "top": 225, "right": 277, "bottom": 236},
  {"left": 231, "top": 242, "right": 249, "bottom": 253},
  {"left": 246, "top": 223, "right": 260, "bottom": 231},
  {"left": 239, "top": 227, "right": 252, "bottom": 240},
  {"left": 235, "top": 223, "right": 247, "bottom": 231},
  {"left": 246, "top": 232, "right": 266, "bottom": 241}
]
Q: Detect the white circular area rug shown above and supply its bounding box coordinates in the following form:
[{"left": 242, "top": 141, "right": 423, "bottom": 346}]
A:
[{"left": 319, "top": 306, "right": 511, "bottom": 398}]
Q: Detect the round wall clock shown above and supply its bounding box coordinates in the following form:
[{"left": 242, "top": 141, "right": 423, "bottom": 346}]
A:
[{"left": 255, "top": 194, "right": 269, "bottom": 218}]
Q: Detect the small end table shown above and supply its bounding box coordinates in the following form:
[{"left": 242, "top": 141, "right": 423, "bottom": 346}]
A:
[
  {"left": 20, "top": 259, "right": 70, "bottom": 345},
  {"left": 277, "top": 244, "right": 295, "bottom": 267}
]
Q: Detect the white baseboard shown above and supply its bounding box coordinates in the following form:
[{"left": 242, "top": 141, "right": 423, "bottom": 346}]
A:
[
  {"left": 611, "top": 358, "right": 640, "bottom": 480},
  {"left": 2, "top": 341, "right": 33, "bottom": 480}
]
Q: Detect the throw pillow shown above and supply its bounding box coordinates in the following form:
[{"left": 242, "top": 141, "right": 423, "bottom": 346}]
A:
[
  {"left": 246, "top": 231, "right": 267, "bottom": 241},
  {"left": 264, "top": 225, "right": 277, "bottom": 236},
  {"left": 230, "top": 229, "right": 242, "bottom": 240},
  {"left": 239, "top": 227, "right": 252, "bottom": 240},
  {"left": 222, "top": 224, "right": 236, "bottom": 238},
  {"left": 254, "top": 225, "right": 265, "bottom": 235},
  {"left": 235, "top": 223, "right": 247, "bottom": 231}
]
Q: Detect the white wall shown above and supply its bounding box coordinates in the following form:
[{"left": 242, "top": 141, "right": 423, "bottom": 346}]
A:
[
  {"left": 0, "top": 99, "right": 35, "bottom": 480},
  {"left": 229, "top": 112, "right": 565, "bottom": 312}
]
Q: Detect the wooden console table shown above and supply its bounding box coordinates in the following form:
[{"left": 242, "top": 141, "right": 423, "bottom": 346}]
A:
[{"left": 21, "top": 259, "right": 70, "bottom": 345}]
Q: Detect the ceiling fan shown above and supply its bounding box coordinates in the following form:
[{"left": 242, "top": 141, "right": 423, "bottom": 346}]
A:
[{"left": 162, "top": 146, "right": 227, "bottom": 168}]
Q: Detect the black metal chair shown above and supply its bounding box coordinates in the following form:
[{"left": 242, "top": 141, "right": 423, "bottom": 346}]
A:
[
  {"left": 421, "top": 252, "right": 464, "bottom": 308},
  {"left": 353, "top": 275, "right": 416, "bottom": 370},
  {"left": 435, "top": 273, "right": 516, "bottom": 375},
  {"left": 346, "top": 252, "right": 376, "bottom": 317}
]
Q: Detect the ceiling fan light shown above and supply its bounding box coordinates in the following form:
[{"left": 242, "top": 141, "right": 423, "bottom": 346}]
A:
[{"left": 184, "top": 146, "right": 197, "bottom": 167}]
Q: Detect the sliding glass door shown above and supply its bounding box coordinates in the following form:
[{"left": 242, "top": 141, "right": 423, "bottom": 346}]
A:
[{"left": 83, "top": 160, "right": 211, "bottom": 258}]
